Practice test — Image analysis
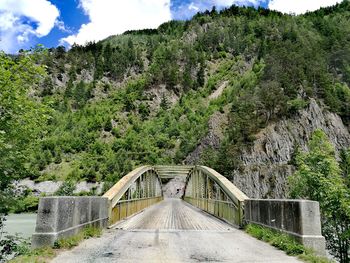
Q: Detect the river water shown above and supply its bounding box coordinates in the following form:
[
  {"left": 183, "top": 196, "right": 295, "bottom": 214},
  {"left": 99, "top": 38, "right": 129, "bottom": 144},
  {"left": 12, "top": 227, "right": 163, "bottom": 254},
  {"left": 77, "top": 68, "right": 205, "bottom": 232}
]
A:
[{"left": 3, "top": 213, "right": 37, "bottom": 239}]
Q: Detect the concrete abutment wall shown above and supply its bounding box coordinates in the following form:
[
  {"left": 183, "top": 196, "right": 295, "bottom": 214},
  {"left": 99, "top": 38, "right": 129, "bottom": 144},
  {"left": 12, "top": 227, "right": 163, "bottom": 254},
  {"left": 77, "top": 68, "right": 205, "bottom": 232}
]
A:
[
  {"left": 32, "top": 196, "right": 108, "bottom": 248},
  {"left": 244, "top": 199, "right": 326, "bottom": 256}
]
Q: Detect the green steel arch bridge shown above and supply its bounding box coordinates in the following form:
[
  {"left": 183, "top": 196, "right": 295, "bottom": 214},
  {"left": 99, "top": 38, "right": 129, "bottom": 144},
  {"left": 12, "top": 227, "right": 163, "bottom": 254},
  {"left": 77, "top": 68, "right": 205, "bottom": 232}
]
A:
[{"left": 32, "top": 165, "right": 326, "bottom": 262}]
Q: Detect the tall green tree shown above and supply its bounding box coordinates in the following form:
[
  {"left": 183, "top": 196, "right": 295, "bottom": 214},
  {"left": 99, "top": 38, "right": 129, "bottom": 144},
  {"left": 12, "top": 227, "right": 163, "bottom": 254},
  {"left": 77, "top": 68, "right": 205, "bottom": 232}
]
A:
[
  {"left": 0, "top": 51, "right": 49, "bottom": 261},
  {"left": 289, "top": 130, "right": 350, "bottom": 262}
]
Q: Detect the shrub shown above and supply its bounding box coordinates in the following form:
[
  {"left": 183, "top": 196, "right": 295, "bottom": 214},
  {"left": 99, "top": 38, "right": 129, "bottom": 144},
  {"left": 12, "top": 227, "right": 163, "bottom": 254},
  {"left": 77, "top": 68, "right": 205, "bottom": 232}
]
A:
[
  {"left": 245, "top": 224, "right": 332, "bottom": 262},
  {"left": 53, "top": 226, "right": 102, "bottom": 249},
  {"left": 54, "top": 180, "right": 76, "bottom": 196}
]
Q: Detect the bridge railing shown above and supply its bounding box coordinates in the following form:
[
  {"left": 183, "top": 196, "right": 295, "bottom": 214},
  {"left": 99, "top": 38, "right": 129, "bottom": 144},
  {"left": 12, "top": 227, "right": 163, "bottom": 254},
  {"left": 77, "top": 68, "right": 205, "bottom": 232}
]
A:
[
  {"left": 103, "top": 166, "right": 163, "bottom": 226},
  {"left": 183, "top": 166, "right": 248, "bottom": 228}
]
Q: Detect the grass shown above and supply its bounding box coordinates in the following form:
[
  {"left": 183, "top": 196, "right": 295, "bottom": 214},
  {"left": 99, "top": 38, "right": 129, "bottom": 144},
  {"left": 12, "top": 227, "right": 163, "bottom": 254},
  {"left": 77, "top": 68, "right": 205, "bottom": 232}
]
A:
[
  {"left": 245, "top": 224, "right": 333, "bottom": 263},
  {"left": 10, "top": 226, "right": 102, "bottom": 263},
  {"left": 9, "top": 247, "right": 57, "bottom": 263},
  {"left": 54, "top": 226, "right": 102, "bottom": 249}
]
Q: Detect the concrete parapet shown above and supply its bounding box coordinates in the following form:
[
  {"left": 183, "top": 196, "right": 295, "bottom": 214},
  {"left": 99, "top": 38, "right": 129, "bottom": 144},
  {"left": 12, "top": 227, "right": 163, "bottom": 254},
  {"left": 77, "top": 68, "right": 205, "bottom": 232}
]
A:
[
  {"left": 32, "top": 196, "right": 108, "bottom": 248},
  {"left": 244, "top": 199, "right": 326, "bottom": 256}
]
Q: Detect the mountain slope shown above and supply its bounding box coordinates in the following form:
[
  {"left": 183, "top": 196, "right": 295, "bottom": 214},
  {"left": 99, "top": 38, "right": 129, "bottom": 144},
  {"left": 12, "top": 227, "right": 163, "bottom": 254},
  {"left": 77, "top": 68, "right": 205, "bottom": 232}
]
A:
[{"left": 18, "top": 1, "right": 350, "bottom": 195}]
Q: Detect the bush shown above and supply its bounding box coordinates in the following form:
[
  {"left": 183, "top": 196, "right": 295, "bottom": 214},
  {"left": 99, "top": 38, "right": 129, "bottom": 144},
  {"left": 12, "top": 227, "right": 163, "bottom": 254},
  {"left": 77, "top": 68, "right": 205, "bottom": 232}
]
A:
[
  {"left": 53, "top": 226, "right": 102, "bottom": 249},
  {"left": 9, "top": 247, "right": 56, "bottom": 263},
  {"left": 245, "top": 224, "right": 332, "bottom": 262},
  {"left": 10, "top": 194, "right": 39, "bottom": 214},
  {"left": 18, "top": 196, "right": 39, "bottom": 213},
  {"left": 54, "top": 180, "right": 76, "bottom": 196},
  {"left": 287, "top": 98, "right": 309, "bottom": 114},
  {"left": 104, "top": 120, "right": 113, "bottom": 132},
  {"left": 54, "top": 234, "right": 82, "bottom": 249},
  {"left": 0, "top": 234, "right": 31, "bottom": 262},
  {"left": 10, "top": 227, "right": 101, "bottom": 262}
]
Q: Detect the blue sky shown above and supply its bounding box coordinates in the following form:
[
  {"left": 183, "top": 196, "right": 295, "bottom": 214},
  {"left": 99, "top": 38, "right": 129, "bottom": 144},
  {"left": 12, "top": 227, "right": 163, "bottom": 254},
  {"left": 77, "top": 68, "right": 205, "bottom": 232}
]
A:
[{"left": 0, "top": 0, "right": 342, "bottom": 53}]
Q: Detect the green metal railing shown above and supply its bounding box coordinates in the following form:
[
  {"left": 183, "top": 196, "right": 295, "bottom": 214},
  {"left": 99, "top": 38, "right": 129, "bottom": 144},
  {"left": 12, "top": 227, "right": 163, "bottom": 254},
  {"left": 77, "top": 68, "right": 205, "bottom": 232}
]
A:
[
  {"left": 104, "top": 165, "right": 248, "bottom": 228},
  {"left": 183, "top": 166, "right": 248, "bottom": 227},
  {"left": 103, "top": 166, "right": 163, "bottom": 226}
]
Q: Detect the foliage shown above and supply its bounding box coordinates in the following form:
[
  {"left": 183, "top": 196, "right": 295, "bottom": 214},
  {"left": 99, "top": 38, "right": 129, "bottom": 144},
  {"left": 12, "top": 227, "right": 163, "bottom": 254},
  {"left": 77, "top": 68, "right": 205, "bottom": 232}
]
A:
[
  {"left": 245, "top": 224, "right": 332, "bottom": 263},
  {"left": 53, "top": 226, "right": 102, "bottom": 249},
  {"left": 0, "top": 234, "right": 30, "bottom": 263},
  {"left": 2, "top": 3, "right": 350, "bottom": 260},
  {"left": 0, "top": 50, "right": 48, "bottom": 201},
  {"left": 9, "top": 227, "right": 101, "bottom": 262},
  {"left": 15, "top": 1, "right": 349, "bottom": 186},
  {"left": 0, "top": 50, "right": 49, "bottom": 262},
  {"left": 54, "top": 180, "right": 76, "bottom": 196},
  {"left": 9, "top": 247, "right": 56, "bottom": 263},
  {"left": 289, "top": 130, "right": 350, "bottom": 263},
  {"left": 10, "top": 195, "right": 39, "bottom": 214}
]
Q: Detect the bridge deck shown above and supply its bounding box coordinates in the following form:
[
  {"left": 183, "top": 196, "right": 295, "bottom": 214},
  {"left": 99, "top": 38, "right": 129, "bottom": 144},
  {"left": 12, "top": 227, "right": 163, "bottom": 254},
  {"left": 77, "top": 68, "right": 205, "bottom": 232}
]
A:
[
  {"left": 52, "top": 199, "right": 301, "bottom": 263},
  {"left": 112, "top": 198, "right": 233, "bottom": 231}
]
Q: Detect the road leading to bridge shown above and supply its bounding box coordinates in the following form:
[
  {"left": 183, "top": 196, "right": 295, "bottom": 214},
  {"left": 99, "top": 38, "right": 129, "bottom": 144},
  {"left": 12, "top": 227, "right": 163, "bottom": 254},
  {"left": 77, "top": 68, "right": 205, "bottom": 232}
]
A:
[{"left": 52, "top": 199, "right": 301, "bottom": 263}]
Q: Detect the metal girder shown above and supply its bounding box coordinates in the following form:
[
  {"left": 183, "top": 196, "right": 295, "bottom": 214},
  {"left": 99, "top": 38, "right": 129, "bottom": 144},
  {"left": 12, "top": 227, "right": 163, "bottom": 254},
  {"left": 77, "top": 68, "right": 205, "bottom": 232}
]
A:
[
  {"left": 103, "top": 165, "right": 248, "bottom": 228},
  {"left": 183, "top": 166, "right": 248, "bottom": 228},
  {"left": 103, "top": 166, "right": 163, "bottom": 226}
]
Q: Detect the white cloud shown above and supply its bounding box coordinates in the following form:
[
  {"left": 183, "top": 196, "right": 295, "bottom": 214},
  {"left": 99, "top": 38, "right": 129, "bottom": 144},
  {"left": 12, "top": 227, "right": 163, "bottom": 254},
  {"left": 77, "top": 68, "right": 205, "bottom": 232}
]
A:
[
  {"left": 0, "top": 0, "right": 59, "bottom": 53},
  {"left": 189, "top": 3, "right": 200, "bottom": 11},
  {"left": 215, "top": 0, "right": 262, "bottom": 7},
  {"left": 55, "top": 20, "right": 72, "bottom": 33},
  {"left": 268, "top": 0, "right": 342, "bottom": 14},
  {"left": 61, "top": 0, "right": 171, "bottom": 46}
]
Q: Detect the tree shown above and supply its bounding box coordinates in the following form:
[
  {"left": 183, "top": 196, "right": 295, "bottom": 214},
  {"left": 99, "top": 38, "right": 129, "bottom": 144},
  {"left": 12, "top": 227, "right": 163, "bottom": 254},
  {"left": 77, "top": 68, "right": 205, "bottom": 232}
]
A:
[
  {"left": 340, "top": 149, "right": 350, "bottom": 189},
  {"left": 73, "top": 81, "right": 91, "bottom": 108},
  {"left": 257, "top": 80, "right": 286, "bottom": 122},
  {"left": 197, "top": 61, "right": 205, "bottom": 88},
  {"left": 41, "top": 76, "right": 54, "bottom": 96},
  {"left": 289, "top": 130, "right": 350, "bottom": 262},
  {"left": 160, "top": 94, "right": 169, "bottom": 110},
  {"left": 138, "top": 103, "right": 150, "bottom": 120},
  {"left": 0, "top": 51, "right": 50, "bottom": 261}
]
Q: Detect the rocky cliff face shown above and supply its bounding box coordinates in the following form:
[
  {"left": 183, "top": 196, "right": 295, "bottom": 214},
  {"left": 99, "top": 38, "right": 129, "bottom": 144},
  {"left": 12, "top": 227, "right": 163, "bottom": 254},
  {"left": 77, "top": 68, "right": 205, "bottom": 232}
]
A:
[
  {"left": 231, "top": 99, "right": 350, "bottom": 198},
  {"left": 185, "top": 109, "right": 228, "bottom": 164}
]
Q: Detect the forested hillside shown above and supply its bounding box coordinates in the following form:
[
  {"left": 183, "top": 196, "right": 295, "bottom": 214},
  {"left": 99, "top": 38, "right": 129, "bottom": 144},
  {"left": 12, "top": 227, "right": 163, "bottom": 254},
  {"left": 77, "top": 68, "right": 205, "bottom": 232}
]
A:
[
  {"left": 15, "top": 1, "right": 349, "bottom": 190},
  {"left": 1, "top": 1, "right": 350, "bottom": 261}
]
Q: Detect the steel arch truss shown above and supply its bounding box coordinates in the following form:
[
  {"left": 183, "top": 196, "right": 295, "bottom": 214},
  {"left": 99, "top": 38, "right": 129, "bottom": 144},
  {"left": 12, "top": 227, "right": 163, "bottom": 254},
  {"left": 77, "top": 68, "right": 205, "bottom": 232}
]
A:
[
  {"left": 103, "top": 166, "right": 163, "bottom": 226},
  {"left": 183, "top": 166, "right": 248, "bottom": 227}
]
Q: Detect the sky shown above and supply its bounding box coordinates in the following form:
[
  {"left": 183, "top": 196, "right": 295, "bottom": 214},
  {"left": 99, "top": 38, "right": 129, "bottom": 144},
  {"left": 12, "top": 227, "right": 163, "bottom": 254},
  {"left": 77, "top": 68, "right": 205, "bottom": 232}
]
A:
[{"left": 0, "top": 0, "right": 342, "bottom": 53}]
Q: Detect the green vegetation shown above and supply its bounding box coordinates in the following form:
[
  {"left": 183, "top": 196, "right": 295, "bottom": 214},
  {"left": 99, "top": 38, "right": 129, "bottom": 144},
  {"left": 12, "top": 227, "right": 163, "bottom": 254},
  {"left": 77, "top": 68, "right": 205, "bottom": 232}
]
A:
[
  {"left": 1, "top": 1, "right": 350, "bottom": 261},
  {"left": 53, "top": 226, "right": 102, "bottom": 249},
  {"left": 289, "top": 130, "right": 350, "bottom": 262},
  {"left": 0, "top": 49, "right": 49, "bottom": 262},
  {"left": 9, "top": 247, "right": 57, "bottom": 263},
  {"left": 9, "top": 226, "right": 102, "bottom": 263},
  {"left": 245, "top": 224, "right": 332, "bottom": 263},
  {"left": 23, "top": 0, "right": 350, "bottom": 186},
  {"left": 10, "top": 194, "right": 39, "bottom": 214}
]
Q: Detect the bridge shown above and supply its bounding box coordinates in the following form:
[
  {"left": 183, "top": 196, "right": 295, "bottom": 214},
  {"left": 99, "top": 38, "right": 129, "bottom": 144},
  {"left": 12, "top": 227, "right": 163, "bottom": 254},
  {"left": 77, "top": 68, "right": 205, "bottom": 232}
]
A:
[{"left": 32, "top": 165, "right": 326, "bottom": 262}]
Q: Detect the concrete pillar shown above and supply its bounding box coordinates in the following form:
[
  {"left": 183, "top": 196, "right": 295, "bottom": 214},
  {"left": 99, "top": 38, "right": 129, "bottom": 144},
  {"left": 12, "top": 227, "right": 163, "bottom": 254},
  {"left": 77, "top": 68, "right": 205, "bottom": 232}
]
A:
[
  {"left": 32, "top": 196, "right": 109, "bottom": 248},
  {"left": 244, "top": 199, "right": 326, "bottom": 256}
]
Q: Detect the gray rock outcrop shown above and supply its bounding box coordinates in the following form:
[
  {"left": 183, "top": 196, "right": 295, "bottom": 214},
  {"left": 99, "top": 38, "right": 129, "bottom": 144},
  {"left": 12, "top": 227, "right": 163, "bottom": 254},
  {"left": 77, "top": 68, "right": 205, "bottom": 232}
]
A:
[
  {"left": 14, "top": 179, "right": 104, "bottom": 196},
  {"left": 232, "top": 99, "right": 350, "bottom": 198},
  {"left": 185, "top": 110, "right": 228, "bottom": 164}
]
